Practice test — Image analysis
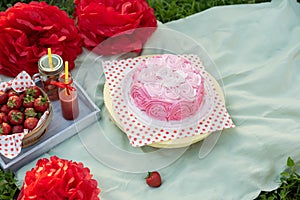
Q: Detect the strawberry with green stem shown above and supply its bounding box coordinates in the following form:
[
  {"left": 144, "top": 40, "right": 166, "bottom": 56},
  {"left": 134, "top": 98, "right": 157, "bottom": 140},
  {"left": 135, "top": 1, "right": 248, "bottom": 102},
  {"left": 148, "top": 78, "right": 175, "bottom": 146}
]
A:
[
  {"left": 0, "top": 122, "right": 11, "bottom": 135},
  {"left": 34, "top": 96, "right": 49, "bottom": 112},
  {"left": 8, "top": 110, "right": 24, "bottom": 125},
  {"left": 145, "top": 171, "right": 162, "bottom": 188},
  {"left": 24, "top": 108, "right": 37, "bottom": 119},
  {"left": 23, "top": 95, "right": 35, "bottom": 108},
  {"left": 25, "top": 86, "right": 41, "bottom": 98},
  {"left": 7, "top": 96, "right": 22, "bottom": 110}
]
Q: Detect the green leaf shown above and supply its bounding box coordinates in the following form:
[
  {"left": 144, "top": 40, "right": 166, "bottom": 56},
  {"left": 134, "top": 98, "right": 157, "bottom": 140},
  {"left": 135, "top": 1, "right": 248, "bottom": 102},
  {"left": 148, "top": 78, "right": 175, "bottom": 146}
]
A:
[
  {"left": 287, "top": 157, "right": 295, "bottom": 167},
  {"left": 281, "top": 171, "right": 290, "bottom": 178},
  {"left": 0, "top": 169, "right": 18, "bottom": 199}
]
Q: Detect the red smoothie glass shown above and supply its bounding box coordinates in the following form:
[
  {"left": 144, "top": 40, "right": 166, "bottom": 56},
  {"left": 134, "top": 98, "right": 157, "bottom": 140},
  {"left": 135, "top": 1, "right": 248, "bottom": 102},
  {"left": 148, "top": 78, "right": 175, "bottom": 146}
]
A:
[{"left": 58, "top": 73, "right": 79, "bottom": 120}]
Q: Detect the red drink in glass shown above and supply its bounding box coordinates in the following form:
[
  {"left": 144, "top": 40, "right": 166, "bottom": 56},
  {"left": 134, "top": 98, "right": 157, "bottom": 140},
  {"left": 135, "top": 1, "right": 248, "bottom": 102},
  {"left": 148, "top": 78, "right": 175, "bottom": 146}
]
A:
[
  {"left": 58, "top": 72, "right": 79, "bottom": 120},
  {"left": 59, "top": 89, "right": 79, "bottom": 120}
]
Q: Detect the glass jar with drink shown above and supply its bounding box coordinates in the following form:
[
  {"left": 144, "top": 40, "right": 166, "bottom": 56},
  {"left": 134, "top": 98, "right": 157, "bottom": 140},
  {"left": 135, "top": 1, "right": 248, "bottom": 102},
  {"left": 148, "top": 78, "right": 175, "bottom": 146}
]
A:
[
  {"left": 33, "top": 50, "right": 63, "bottom": 101},
  {"left": 58, "top": 62, "right": 79, "bottom": 120}
]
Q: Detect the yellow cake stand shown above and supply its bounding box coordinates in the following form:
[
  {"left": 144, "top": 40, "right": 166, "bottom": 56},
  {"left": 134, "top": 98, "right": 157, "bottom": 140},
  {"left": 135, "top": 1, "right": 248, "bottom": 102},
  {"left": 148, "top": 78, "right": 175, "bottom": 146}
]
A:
[{"left": 103, "top": 66, "right": 225, "bottom": 148}]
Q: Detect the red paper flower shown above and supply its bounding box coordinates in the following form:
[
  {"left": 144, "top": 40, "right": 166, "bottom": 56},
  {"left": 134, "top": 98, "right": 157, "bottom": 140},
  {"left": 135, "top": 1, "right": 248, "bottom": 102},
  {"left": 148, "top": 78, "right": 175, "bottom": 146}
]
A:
[
  {"left": 0, "top": 2, "right": 82, "bottom": 77},
  {"left": 74, "top": 0, "right": 157, "bottom": 55},
  {"left": 18, "top": 156, "right": 100, "bottom": 200}
]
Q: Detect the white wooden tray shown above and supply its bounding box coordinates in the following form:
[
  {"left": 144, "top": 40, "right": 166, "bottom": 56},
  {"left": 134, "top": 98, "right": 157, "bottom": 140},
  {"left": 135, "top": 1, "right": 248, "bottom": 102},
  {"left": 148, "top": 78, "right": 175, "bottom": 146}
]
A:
[{"left": 0, "top": 81, "right": 100, "bottom": 171}]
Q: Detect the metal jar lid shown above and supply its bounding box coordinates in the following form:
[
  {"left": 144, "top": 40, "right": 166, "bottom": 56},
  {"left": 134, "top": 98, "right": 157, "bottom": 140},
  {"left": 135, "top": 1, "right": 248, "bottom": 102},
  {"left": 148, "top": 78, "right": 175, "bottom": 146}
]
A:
[{"left": 38, "top": 54, "right": 64, "bottom": 76}]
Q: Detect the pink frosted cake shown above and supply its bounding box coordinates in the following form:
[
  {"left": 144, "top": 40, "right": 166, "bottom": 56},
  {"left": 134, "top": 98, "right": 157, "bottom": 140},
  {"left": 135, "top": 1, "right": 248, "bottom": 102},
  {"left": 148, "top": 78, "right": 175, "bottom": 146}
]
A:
[{"left": 130, "top": 54, "right": 205, "bottom": 121}]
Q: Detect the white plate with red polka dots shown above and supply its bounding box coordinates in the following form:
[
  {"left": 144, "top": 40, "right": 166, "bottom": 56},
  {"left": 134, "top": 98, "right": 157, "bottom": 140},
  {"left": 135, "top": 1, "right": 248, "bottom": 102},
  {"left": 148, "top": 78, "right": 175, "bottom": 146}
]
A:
[{"left": 103, "top": 55, "right": 234, "bottom": 149}]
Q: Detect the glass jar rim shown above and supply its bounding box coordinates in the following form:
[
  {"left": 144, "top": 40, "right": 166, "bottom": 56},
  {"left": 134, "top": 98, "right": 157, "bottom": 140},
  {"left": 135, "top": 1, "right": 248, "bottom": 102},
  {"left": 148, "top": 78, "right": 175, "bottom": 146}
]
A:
[{"left": 38, "top": 54, "right": 64, "bottom": 76}]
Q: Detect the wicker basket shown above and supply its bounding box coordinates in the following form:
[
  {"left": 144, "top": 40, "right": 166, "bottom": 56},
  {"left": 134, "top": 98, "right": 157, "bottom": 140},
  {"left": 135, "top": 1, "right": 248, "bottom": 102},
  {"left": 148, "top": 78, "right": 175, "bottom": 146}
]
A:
[{"left": 22, "top": 88, "right": 53, "bottom": 148}]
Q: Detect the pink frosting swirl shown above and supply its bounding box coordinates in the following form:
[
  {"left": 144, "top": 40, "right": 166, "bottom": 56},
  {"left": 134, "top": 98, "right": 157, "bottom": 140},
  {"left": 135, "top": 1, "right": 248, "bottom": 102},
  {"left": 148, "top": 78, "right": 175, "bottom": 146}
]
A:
[
  {"left": 130, "top": 54, "right": 205, "bottom": 121},
  {"left": 145, "top": 100, "right": 171, "bottom": 121},
  {"left": 168, "top": 102, "right": 193, "bottom": 121},
  {"left": 130, "top": 84, "right": 151, "bottom": 110}
]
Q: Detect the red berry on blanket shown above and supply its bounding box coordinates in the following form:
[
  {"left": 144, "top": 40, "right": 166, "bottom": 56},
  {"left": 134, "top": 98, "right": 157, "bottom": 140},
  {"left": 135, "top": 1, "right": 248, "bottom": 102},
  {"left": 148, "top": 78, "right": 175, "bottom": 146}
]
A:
[
  {"left": 7, "top": 96, "right": 22, "bottom": 109},
  {"left": 34, "top": 96, "right": 49, "bottom": 112},
  {"left": 23, "top": 95, "right": 35, "bottom": 108},
  {"left": 24, "top": 117, "right": 38, "bottom": 130},
  {"left": 0, "top": 122, "right": 11, "bottom": 135},
  {"left": 12, "top": 125, "right": 24, "bottom": 134},
  {"left": 0, "top": 91, "right": 8, "bottom": 105},
  {"left": 8, "top": 110, "right": 24, "bottom": 125},
  {"left": 145, "top": 171, "right": 162, "bottom": 188},
  {"left": 25, "top": 86, "right": 41, "bottom": 98}
]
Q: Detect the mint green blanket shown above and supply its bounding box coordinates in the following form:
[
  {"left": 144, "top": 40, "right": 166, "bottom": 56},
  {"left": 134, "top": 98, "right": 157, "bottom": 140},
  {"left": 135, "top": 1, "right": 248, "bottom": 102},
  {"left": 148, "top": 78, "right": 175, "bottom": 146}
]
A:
[{"left": 3, "top": 0, "right": 299, "bottom": 199}]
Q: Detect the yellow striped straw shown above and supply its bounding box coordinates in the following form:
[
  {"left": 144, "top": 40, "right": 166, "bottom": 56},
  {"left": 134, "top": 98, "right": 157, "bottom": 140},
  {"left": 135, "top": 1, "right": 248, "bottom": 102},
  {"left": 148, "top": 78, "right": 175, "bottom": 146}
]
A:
[
  {"left": 47, "top": 48, "right": 54, "bottom": 70},
  {"left": 65, "top": 61, "right": 69, "bottom": 96}
]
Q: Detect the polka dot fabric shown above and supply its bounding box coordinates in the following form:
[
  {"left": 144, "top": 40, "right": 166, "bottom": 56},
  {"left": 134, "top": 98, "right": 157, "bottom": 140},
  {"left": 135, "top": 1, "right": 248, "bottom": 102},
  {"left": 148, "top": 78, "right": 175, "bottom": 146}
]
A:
[
  {"left": 0, "top": 71, "right": 35, "bottom": 159},
  {"left": 0, "top": 133, "right": 25, "bottom": 159},
  {"left": 103, "top": 55, "right": 235, "bottom": 147},
  {"left": 0, "top": 71, "right": 35, "bottom": 92}
]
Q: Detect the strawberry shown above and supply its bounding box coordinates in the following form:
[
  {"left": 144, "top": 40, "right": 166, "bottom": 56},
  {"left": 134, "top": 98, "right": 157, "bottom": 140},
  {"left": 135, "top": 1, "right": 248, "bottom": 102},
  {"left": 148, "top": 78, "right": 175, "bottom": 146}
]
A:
[
  {"left": 7, "top": 89, "right": 18, "bottom": 97},
  {"left": 0, "top": 104, "right": 10, "bottom": 114},
  {"left": 23, "top": 95, "right": 35, "bottom": 108},
  {"left": 34, "top": 96, "right": 49, "bottom": 112},
  {"left": 0, "top": 122, "right": 11, "bottom": 135},
  {"left": 12, "top": 125, "right": 24, "bottom": 134},
  {"left": 0, "top": 112, "right": 8, "bottom": 123},
  {"left": 7, "top": 96, "right": 22, "bottom": 109},
  {"left": 145, "top": 171, "right": 162, "bottom": 188},
  {"left": 19, "top": 92, "right": 26, "bottom": 102},
  {"left": 8, "top": 110, "right": 24, "bottom": 125},
  {"left": 0, "top": 91, "right": 8, "bottom": 105},
  {"left": 24, "top": 108, "right": 37, "bottom": 119},
  {"left": 25, "top": 86, "right": 41, "bottom": 98},
  {"left": 24, "top": 117, "right": 38, "bottom": 130}
]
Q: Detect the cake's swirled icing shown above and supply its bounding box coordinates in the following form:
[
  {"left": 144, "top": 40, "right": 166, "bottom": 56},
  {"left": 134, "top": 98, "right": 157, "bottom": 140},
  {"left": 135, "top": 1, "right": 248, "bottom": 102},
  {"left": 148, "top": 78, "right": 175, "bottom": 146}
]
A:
[{"left": 130, "top": 54, "right": 205, "bottom": 121}]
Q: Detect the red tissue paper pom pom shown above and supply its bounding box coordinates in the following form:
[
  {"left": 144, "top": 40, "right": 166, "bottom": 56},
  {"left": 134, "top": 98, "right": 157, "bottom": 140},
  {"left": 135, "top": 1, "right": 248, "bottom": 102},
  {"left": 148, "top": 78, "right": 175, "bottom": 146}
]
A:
[
  {"left": 74, "top": 0, "right": 157, "bottom": 55},
  {"left": 0, "top": 2, "right": 82, "bottom": 77},
  {"left": 17, "top": 156, "right": 101, "bottom": 200}
]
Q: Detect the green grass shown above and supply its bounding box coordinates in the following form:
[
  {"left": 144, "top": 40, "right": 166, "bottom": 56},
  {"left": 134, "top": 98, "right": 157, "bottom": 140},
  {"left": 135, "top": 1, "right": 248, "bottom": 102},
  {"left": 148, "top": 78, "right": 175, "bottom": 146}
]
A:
[
  {"left": 2, "top": 0, "right": 300, "bottom": 23},
  {"left": 0, "top": 169, "right": 19, "bottom": 199},
  {"left": 0, "top": 0, "right": 74, "bottom": 15},
  {"left": 256, "top": 157, "right": 300, "bottom": 200},
  {"left": 0, "top": 0, "right": 273, "bottom": 23},
  {"left": 1, "top": 0, "right": 300, "bottom": 199},
  {"left": 147, "top": 0, "right": 272, "bottom": 23}
]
